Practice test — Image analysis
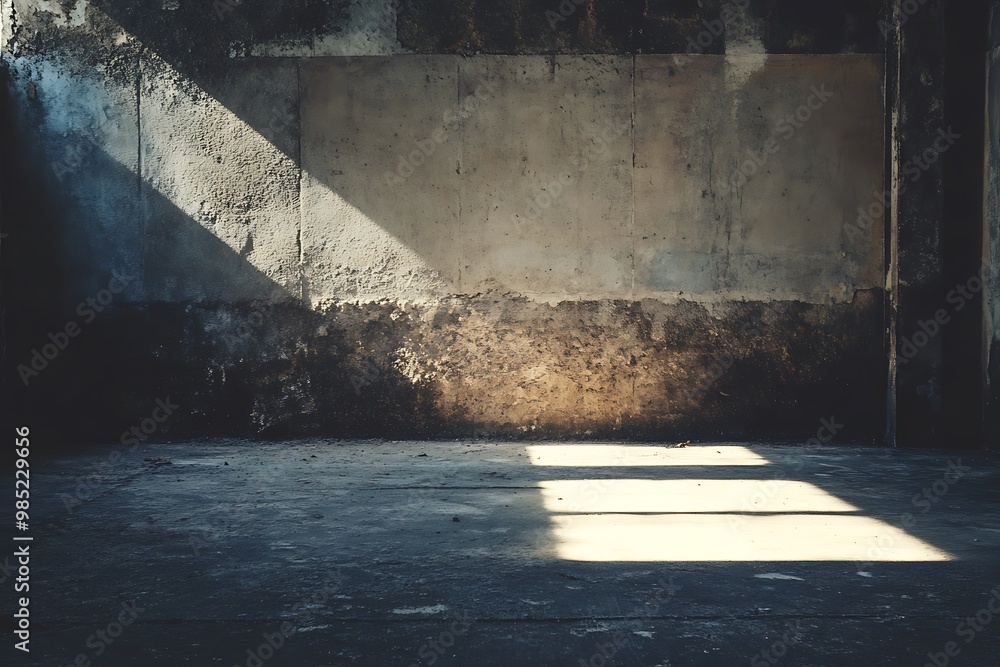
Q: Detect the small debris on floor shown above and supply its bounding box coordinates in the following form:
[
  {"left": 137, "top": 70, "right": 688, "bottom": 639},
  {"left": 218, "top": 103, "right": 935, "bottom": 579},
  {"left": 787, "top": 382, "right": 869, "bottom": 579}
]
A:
[{"left": 143, "top": 457, "right": 172, "bottom": 465}]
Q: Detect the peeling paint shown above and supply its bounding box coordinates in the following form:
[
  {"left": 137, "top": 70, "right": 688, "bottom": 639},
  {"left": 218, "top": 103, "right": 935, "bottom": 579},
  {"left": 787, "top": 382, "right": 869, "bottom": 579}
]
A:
[
  {"left": 34, "top": 0, "right": 87, "bottom": 29},
  {"left": 724, "top": 3, "right": 767, "bottom": 95},
  {"left": 247, "top": 0, "right": 407, "bottom": 58}
]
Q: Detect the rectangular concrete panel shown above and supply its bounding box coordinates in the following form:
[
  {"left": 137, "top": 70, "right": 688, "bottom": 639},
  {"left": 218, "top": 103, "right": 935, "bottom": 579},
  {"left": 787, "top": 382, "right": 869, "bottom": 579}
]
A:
[
  {"left": 634, "top": 56, "right": 730, "bottom": 296},
  {"left": 8, "top": 55, "right": 143, "bottom": 301},
  {"left": 458, "top": 56, "right": 634, "bottom": 297},
  {"left": 727, "top": 56, "right": 885, "bottom": 301},
  {"left": 300, "top": 56, "right": 460, "bottom": 306},
  {"left": 634, "top": 55, "right": 885, "bottom": 302},
  {"left": 300, "top": 54, "right": 881, "bottom": 305},
  {"left": 139, "top": 56, "right": 302, "bottom": 304}
]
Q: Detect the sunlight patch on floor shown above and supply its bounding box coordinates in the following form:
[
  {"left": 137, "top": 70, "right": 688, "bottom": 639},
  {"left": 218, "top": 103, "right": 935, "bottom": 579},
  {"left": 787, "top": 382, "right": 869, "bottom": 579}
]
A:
[
  {"left": 538, "top": 479, "right": 859, "bottom": 513},
  {"left": 525, "top": 445, "right": 770, "bottom": 467},
  {"left": 548, "top": 513, "right": 954, "bottom": 562},
  {"left": 528, "top": 445, "right": 952, "bottom": 563}
]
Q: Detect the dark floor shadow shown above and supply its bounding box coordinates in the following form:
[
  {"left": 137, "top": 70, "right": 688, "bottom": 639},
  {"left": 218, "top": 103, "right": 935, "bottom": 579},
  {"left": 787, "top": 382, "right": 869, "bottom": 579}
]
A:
[
  {"left": 17, "top": 439, "right": 1000, "bottom": 666},
  {"left": 5, "top": 141, "right": 451, "bottom": 449}
]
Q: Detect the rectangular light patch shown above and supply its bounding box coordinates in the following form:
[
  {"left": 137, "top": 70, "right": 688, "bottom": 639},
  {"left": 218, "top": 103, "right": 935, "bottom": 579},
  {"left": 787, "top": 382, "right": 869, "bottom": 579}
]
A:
[{"left": 525, "top": 445, "right": 769, "bottom": 467}]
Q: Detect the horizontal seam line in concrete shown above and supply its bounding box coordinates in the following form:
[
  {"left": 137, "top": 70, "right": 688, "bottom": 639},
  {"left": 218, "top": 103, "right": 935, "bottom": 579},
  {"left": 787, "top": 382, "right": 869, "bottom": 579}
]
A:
[
  {"left": 357, "top": 484, "right": 849, "bottom": 490},
  {"left": 235, "top": 52, "right": 889, "bottom": 59},
  {"left": 30, "top": 613, "right": 961, "bottom": 627},
  {"left": 324, "top": 510, "right": 871, "bottom": 518}
]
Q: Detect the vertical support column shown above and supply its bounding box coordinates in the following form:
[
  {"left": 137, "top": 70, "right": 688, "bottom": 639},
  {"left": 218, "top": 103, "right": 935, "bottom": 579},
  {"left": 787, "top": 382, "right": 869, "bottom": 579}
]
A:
[
  {"left": 889, "top": 0, "right": 948, "bottom": 447},
  {"left": 941, "top": 0, "right": 988, "bottom": 447},
  {"left": 984, "top": 2, "right": 1000, "bottom": 448}
]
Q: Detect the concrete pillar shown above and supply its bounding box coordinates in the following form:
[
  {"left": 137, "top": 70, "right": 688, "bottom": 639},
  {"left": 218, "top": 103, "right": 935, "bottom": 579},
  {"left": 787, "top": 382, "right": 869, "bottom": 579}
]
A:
[
  {"left": 984, "top": 2, "right": 1000, "bottom": 447},
  {"left": 891, "top": 0, "right": 990, "bottom": 447},
  {"left": 887, "top": 0, "right": 947, "bottom": 446}
]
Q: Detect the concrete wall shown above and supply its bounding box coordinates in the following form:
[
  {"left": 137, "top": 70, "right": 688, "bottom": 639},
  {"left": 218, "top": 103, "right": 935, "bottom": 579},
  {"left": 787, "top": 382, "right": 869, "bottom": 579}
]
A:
[{"left": 2, "top": 0, "right": 889, "bottom": 443}]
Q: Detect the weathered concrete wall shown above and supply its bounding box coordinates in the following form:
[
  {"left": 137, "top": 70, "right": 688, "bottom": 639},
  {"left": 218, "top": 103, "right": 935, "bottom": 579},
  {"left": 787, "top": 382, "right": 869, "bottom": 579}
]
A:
[{"left": 2, "top": 0, "right": 889, "bottom": 444}]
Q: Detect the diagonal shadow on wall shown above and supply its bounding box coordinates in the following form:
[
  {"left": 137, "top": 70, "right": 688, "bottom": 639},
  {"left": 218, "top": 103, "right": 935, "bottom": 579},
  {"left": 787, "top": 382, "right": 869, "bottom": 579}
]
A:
[{"left": 5, "top": 1, "right": 887, "bottom": 443}]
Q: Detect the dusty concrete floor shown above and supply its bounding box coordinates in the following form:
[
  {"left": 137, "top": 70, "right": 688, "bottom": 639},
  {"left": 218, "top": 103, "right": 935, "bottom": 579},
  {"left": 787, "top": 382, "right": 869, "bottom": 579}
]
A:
[{"left": 14, "top": 441, "right": 1000, "bottom": 666}]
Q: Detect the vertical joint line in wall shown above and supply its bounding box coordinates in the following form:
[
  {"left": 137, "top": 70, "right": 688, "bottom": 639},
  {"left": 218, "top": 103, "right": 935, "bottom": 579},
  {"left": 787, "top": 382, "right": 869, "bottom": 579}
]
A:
[
  {"left": 296, "top": 58, "right": 305, "bottom": 304},
  {"left": 630, "top": 55, "right": 636, "bottom": 296},
  {"left": 455, "top": 58, "right": 465, "bottom": 414},
  {"left": 631, "top": 57, "right": 637, "bottom": 406},
  {"left": 136, "top": 48, "right": 145, "bottom": 294},
  {"left": 456, "top": 59, "right": 463, "bottom": 288},
  {"left": 885, "top": 0, "right": 902, "bottom": 447}
]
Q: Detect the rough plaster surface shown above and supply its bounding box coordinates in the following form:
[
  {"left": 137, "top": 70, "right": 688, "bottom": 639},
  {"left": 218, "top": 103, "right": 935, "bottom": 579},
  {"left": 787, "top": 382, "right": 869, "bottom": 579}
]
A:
[
  {"left": 15, "top": 293, "right": 884, "bottom": 443},
  {"left": 139, "top": 55, "right": 302, "bottom": 303},
  {"left": 5, "top": 54, "right": 142, "bottom": 299},
  {"left": 300, "top": 55, "right": 458, "bottom": 305}
]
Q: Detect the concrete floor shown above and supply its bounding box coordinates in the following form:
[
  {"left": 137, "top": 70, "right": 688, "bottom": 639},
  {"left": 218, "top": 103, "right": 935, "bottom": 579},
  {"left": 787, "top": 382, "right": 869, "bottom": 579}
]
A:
[{"left": 17, "top": 441, "right": 1000, "bottom": 666}]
